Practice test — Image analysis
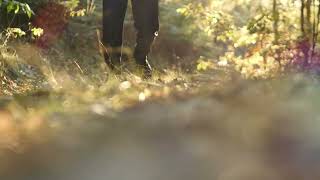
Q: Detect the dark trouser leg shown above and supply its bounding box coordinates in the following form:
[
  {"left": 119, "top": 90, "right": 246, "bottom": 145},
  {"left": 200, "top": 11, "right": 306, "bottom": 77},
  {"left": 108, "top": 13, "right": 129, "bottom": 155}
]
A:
[
  {"left": 103, "top": 0, "right": 128, "bottom": 70},
  {"left": 132, "top": 0, "right": 159, "bottom": 77}
]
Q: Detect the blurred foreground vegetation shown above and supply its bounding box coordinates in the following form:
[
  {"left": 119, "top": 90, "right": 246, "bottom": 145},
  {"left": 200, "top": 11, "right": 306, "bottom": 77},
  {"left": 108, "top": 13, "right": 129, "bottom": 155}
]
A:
[{"left": 1, "top": 0, "right": 320, "bottom": 179}]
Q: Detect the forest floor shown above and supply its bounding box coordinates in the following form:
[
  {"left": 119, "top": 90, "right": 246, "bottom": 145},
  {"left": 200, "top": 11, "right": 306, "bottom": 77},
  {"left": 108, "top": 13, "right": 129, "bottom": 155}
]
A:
[{"left": 1, "top": 3, "right": 320, "bottom": 180}]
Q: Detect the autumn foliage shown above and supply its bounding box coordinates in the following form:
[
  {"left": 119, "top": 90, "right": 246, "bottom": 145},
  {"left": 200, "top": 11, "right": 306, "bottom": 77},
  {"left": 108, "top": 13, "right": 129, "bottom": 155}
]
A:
[{"left": 32, "top": 2, "right": 69, "bottom": 48}]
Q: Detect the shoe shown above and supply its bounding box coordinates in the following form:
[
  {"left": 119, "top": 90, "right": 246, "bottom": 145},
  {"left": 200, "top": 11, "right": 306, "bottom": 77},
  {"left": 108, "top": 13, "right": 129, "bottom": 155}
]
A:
[
  {"left": 136, "top": 56, "right": 153, "bottom": 79},
  {"left": 104, "top": 52, "right": 121, "bottom": 74}
]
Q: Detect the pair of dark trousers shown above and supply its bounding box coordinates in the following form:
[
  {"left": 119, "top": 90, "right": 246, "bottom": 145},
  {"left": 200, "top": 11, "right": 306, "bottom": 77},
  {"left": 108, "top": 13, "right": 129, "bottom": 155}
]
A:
[{"left": 103, "top": 0, "right": 159, "bottom": 69}]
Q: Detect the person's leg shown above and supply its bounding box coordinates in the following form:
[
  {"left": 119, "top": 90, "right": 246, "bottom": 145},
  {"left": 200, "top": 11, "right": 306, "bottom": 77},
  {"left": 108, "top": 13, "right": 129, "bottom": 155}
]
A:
[
  {"left": 131, "top": 0, "right": 159, "bottom": 78},
  {"left": 103, "top": 0, "right": 128, "bottom": 70}
]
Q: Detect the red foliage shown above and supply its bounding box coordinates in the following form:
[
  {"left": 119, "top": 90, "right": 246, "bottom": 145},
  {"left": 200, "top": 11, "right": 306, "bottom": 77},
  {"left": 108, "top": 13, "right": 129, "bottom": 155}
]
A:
[
  {"left": 291, "top": 39, "right": 320, "bottom": 72},
  {"left": 32, "top": 3, "right": 69, "bottom": 48}
]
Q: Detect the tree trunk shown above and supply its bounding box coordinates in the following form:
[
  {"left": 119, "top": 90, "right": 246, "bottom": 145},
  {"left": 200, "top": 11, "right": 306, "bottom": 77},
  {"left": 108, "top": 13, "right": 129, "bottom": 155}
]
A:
[
  {"left": 306, "top": 0, "right": 312, "bottom": 35},
  {"left": 273, "top": 0, "right": 279, "bottom": 45},
  {"left": 301, "top": 0, "right": 305, "bottom": 36},
  {"left": 273, "top": 0, "right": 281, "bottom": 68}
]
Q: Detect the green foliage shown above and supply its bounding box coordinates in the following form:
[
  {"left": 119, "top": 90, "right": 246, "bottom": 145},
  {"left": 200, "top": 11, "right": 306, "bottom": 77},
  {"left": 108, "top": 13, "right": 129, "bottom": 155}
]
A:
[
  {"left": 170, "top": 0, "right": 307, "bottom": 79},
  {"left": 0, "top": 1, "right": 38, "bottom": 38},
  {"left": 196, "top": 56, "right": 215, "bottom": 71},
  {"left": 0, "top": 0, "right": 81, "bottom": 29},
  {"left": 177, "top": 3, "right": 234, "bottom": 40},
  {"left": 0, "top": 0, "right": 34, "bottom": 19}
]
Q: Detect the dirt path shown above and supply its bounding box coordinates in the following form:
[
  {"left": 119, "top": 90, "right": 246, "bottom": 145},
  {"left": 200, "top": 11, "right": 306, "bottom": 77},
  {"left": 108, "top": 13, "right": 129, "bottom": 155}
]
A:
[{"left": 1, "top": 73, "right": 320, "bottom": 180}]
